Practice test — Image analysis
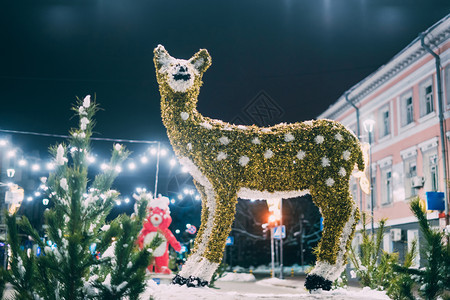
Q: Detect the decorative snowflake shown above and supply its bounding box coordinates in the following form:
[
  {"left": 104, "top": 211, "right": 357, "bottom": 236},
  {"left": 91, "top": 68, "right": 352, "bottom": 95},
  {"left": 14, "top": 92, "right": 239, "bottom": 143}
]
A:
[
  {"left": 219, "top": 136, "right": 230, "bottom": 145},
  {"left": 296, "top": 150, "right": 306, "bottom": 160},
  {"left": 264, "top": 149, "right": 274, "bottom": 159},
  {"left": 321, "top": 157, "right": 330, "bottom": 167},
  {"left": 217, "top": 152, "right": 227, "bottom": 161},
  {"left": 252, "top": 137, "right": 261, "bottom": 145},
  {"left": 339, "top": 167, "right": 346, "bottom": 177},
  {"left": 239, "top": 156, "right": 250, "bottom": 166},
  {"left": 343, "top": 150, "right": 351, "bottom": 161},
  {"left": 315, "top": 135, "right": 324, "bottom": 144},
  {"left": 335, "top": 133, "right": 343, "bottom": 141},
  {"left": 181, "top": 112, "right": 189, "bottom": 121},
  {"left": 284, "top": 133, "right": 295, "bottom": 142},
  {"left": 326, "top": 178, "right": 335, "bottom": 187}
]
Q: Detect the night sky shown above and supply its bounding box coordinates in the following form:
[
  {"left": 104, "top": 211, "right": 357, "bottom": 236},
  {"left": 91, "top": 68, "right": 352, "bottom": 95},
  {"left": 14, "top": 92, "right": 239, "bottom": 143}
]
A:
[{"left": 1, "top": 1, "right": 450, "bottom": 231}]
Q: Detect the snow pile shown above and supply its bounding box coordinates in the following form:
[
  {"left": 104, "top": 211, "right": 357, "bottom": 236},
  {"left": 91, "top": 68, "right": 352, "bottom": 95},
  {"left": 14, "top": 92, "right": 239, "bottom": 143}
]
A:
[{"left": 218, "top": 272, "right": 256, "bottom": 282}]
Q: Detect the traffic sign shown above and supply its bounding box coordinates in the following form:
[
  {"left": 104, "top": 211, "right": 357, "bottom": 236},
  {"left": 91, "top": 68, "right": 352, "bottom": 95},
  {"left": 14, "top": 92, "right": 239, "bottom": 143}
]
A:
[{"left": 273, "top": 225, "right": 286, "bottom": 239}]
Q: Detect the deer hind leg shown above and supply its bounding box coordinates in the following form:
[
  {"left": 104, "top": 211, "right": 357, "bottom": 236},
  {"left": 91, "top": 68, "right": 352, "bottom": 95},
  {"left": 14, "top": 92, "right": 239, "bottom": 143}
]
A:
[
  {"left": 305, "top": 184, "right": 360, "bottom": 291},
  {"left": 173, "top": 182, "right": 217, "bottom": 286},
  {"left": 186, "top": 187, "right": 238, "bottom": 287}
]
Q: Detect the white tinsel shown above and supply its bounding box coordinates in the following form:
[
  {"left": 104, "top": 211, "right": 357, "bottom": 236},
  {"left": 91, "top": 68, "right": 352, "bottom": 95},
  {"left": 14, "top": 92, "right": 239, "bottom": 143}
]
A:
[
  {"left": 216, "top": 152, "right": 227, "bottom": 161},
  {"left": 304, "top": 120, "right": 313, "bottom": 126},
  {"left": 239, "top": 156, "right": 250, "bottom": 166},
  {"left": 238, "top": 188, "right": 310, "bottom": 202},
  {"left": 321, "top": 157, "right": 330, "bottom": 167},
  {"left": 315, "top": 135, "right": 324, "bottom": 144},
  {"left": 284, "top": 133, "right": 295, "bottom": 142},
  {"left": 56, "top": 144, "right": 68, "bottom": 165},
  {"left": 325, "top": 178, "right": 335, "bottom": 187},
  {"left": 80, "top": 117, "right": 90, "bottom": 131},
  {"left": 83, "top": 95, "right": 91, "bottom": 108},
  {"left": 261, "top": 128, "right": 271, "bottom": 133},
  {"left": 180, "top": 112, "right": 189, "bottom": 121},
  {"left": 343, "top": 150, "right": 351, "bottom": 161},
  {"left": 296, "top": 150, "right": 306, "bottom": 160},
  {"left": 60, "top": 178, "right": 69, "bottom": 191},
  {"left": 264, "top": 149, "right": 274, "bottom": 159},
  {"left": 237, "top": 125, "right": 248, "bottom": 130},
  {"left": 200, "top": 122, "right": 213, "bottom": 130},
  {"left": 252, "top": 137, "right": 261, "bottom": 145},
  {"left": 339, "top": 167, "right": 347, "bottom": 177},
  {"left": 219, "top": 136, "right": 230, "bottom": 145}
]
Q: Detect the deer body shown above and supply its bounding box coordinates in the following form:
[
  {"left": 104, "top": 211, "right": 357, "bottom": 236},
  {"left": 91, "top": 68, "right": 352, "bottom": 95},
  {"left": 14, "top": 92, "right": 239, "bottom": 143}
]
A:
[{"left": 154, "top": 45, "right": 364, "bottom": 290}]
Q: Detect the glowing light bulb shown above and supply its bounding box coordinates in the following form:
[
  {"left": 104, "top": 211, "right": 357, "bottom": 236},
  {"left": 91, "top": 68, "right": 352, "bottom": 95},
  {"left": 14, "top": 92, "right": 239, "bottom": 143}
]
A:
[
  {"left": 18, "top": 159, "right": 27, "bottom": 166},
  {"left": 46, "top": 162, "right": 55, "bottom": 170},
  {"left": 150, "top": 148, "right": 157, "bottom": 155},
  {"left": 140, "top": 156, "right": 148, "bottom": 164},
  {"left": 32, "top": 164, "right": 40, "bottom": 171},
  {"left": 177, "top": 194, "right": 183, "bottom": 200},
  {"left": 100, "top": 163, "right": 109, "bottom": 170},
  {"left": 27, "top": 196, "right": 33, "bottom": 201},
  {"left": 34, "top": 191, "right": 41, "bottom": 197},
  {"left": 7, "top": 150, "right": 16, "bottom": 158},
  {"left": 87, "top": 156, "right": 96, "bottom": 163},
  {"left": 0, "top": 139, "right": 7, "bottom": 146},
  {"left": 170, "top": 158, "right": 176, "bottom": 166},
  {"left": 124, "top": 197, "right": 130, "bottom": 203},
  {"left": 160, "top": 149, "right": 167, "bottom": 156},
  {"left": 128, "top": 162, "right": 136, "bottom": 170}
]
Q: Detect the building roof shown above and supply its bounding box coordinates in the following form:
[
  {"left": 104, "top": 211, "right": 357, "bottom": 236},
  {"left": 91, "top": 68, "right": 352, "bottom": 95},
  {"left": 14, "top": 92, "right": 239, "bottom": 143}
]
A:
[{"left": 319, "top": 13, "right": 450, "bottom": 120}]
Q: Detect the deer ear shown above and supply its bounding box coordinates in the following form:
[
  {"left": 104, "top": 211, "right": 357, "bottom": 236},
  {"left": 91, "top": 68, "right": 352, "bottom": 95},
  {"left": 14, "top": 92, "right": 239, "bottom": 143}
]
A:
[
  {"left": 189, "top": 49, "right": 211, "bottom": 73},
  {"left": 154, "top": 45, "right": 172, "bottom": 70}
]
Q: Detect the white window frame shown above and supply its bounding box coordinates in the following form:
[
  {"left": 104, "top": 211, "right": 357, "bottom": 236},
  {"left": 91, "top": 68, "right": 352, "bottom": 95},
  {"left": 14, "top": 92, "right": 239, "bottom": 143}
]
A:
[
  {"left": 400, "top": 90, "right": 414, "bottom": 127},
  {"left": 419, "top": 77, "right": 435, "bottom": 118},
  {"left": 378, "top": 104, "right": 391, "bottom": 138},
  {"left": 380, "top": 168, "right": 393, "bottom": 206},
  {"left": 407, "top": 229, "right": 420, "bottom": 268}
]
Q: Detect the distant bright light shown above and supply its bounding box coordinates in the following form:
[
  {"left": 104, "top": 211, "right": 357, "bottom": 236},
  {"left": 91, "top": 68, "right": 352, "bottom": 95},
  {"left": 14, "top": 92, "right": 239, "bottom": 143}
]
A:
[
  {"left": 7, "top": 150, "right": 16, "bottom": 158},
  {"left": 169, "top": 158, "right": 176, "bottom": 166},
  {"left": 175, "top": 229, "right": 180, "bottom": 234},
  {"left": 128, "top": 162, "right": 136, "bottom": 170},
  {"left": 177, "top": 194, "right": 183, "bottom": 200},
  {"left": 46, "top": 162, "right": 55, "bottom": 170},
  {"left": 116, "top": 200, "right": 121, "bottom": 205},
  {"left": 195, "top": 195, "right": 201, "bottom": 200},
  {"left": 189, "top": 189, "right": 194, "bottom": 195},
  {"left": 32, "top": 164, "right": 40, "bottom": 171},
  {"left": 34, "top": 192, "right": 41, "bottom": 197},
  {"left": 42, "top": 198, "right": 49, "bottom": 206},
  {"left": 160, "top": 149, "right": 167, "bottom": 156},
  {"left": 124, "top": 197, "right": 130, "bottom": 203},
  {"left": 186, "top": 224, "right": 191, "bottom": 229},
  {"left": 140, "top": 156, "right": 149, "bottom": 164},
  {"left": 0, "top": 139, "right": 7, "bottom": 146},
  {"left": 115, "top": 165, "right": 122, "bottom": 173},
  {"left": 183, "top": 188, "right": 189, "bottom": 195},
  {"left": 27, "top": 196, "right": 33, "bottom": 201},
  {"left": 181, "top": 166, "right": 188, "bottom": 173},
  {"left": 170, "top": 199, "right": 176, "bottom": 204},
  {"left": 268, "top": 215, "right": 276, "bottom": 223},
  {"left": 18, "top": 159, "right": 27, "bottom": 166},
  {"left": 150, "top": 148, "right": 157, "bottom": 155},
  {"left": 136, "top": 187, "right": 142, "bottom": 193},
  {"left": 100, "top": 163, "right": 109, "bottom": 170},
  {"left": 87, "top": 156, "right": 96, "bottom": 163}
]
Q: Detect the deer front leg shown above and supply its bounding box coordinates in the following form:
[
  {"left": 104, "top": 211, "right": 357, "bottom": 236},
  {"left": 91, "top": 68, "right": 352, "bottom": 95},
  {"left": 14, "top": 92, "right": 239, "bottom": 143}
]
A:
[
  {"left": 185, "top": 187, "right": 238, "bottom": 287},
  {"left": 173, "top": 183, "right": 217, "bottom": 286},
  {"left": 305, "top": 184, "right": 359, "bottom": 291}
]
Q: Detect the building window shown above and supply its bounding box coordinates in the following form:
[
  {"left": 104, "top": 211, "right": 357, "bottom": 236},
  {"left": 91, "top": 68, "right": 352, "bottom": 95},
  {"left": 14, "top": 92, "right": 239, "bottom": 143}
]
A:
[
  {"left": 367, "top": 172, "right": 377, "bottom": 210},
  {"left": 379, "top": 105, "right": 391, "bottom": 138},
  {"left": 446, "top": 65, "right": 450, "bottom": 108},
  {"left": 404, "top": 159, "right": 418, "bottom": 198},
  {"left": 407, "top": 230, "right": 420, "bottom": 268},
  {"left": 430, "top": 154, "right": 438, "bottom": 192},
  {"left": 420, "top": 78, "right": 434, "bottom": 117},
  {"left": 400, "top": 91, "right": 414, "bottom": 127},
  {"left": 381, "top": 168, "right": 392, "bottom": 205}
]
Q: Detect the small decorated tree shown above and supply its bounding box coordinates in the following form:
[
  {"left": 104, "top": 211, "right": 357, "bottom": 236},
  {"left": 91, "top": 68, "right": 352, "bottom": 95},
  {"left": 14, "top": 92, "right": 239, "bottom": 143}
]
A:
[{"left": 2, "top": 96, "right": 160, "bottom": 299}]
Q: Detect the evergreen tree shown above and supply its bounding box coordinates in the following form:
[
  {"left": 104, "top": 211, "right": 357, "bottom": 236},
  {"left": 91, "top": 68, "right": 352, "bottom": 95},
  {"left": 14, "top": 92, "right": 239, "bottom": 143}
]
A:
[
  {"left": 2, "top": 96, "right": 160, "bottom": 299},
  {"left": 394, "top": 198, "right": 450, "bottom": 300}
]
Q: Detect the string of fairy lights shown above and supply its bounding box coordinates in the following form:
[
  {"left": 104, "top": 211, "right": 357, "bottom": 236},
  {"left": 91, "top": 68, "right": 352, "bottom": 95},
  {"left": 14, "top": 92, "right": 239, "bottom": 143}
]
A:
[{"left": 0, "top": 133, "right": 200, "bottom": 207}]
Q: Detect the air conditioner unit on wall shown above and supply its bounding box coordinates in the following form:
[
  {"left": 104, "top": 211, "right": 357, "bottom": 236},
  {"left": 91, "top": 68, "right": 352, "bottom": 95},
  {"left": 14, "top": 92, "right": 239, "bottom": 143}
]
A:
[
  {"left": 390, "top": 228, "right": 402, "bottom": 241},
  {"left": 411, "top": 176, "right": 424, "bottom": 188}
]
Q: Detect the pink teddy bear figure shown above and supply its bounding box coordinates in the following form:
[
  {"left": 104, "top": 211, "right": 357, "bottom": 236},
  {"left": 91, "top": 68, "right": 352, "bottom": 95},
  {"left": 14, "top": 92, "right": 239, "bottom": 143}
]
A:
[{"left": 137, "top": 195, "right": 181, "bottom": 274}]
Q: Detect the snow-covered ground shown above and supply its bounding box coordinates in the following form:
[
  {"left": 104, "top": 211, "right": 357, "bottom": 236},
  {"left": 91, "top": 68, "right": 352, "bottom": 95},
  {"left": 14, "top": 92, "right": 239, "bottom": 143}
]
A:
[{"left": 141, "top": 276, "right": 391, "bottom": 300}]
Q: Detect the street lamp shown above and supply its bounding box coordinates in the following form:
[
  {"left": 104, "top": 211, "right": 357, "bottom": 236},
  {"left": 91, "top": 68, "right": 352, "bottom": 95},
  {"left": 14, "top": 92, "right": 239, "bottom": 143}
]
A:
[{"left": 363, "top": 119, "right": 375, "bottom": 235}]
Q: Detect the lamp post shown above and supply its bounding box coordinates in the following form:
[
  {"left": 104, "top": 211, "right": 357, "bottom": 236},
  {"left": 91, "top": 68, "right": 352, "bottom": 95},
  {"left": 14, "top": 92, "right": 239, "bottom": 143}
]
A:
[{"left": 363, "top": 119, "right": 375, "bottom": 235}]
